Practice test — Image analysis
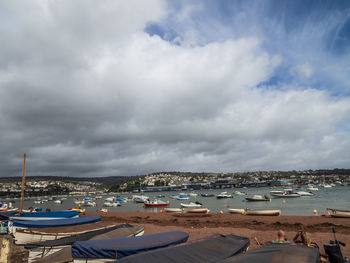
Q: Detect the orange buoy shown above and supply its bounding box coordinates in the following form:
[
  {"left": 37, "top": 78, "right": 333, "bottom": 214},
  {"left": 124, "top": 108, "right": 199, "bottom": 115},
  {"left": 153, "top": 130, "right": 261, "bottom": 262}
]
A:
[{"left": 313, "top": 209, "right": 318, "bottom": 215}]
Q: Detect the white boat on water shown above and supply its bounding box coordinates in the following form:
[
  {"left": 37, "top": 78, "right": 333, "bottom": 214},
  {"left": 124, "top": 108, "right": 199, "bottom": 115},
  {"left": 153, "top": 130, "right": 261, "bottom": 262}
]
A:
[
  {"left": 327, "top": 208, "right": 350, "bottom": 218},
  {"left": 323, "top": 184, "right": 332, "bottom": 188},
  {"left": 227, "top": 208, "right": 245, "bottom": 214},
  {"left": 307, "top": 186, "right": 319, "bottom": 191},
  {"left": 189, "top": 192, "right": 198, "bottom": 197},
  {"left": 233, "top": 191, "right": 246, "bottom": 196},
  {"left": 164, "top": 208, "right": 182, "bottom": 213},
  {"left": 245, "top": 209, "right": 281, "bottom": 216},
  {"left": 103, "top": 202, "right": 121, "bottom": 207},
  {"left": 216, "top": 192, "right": 232, "bottom": 199},
  {"left": 175, "top": 194, "right": 189, "bottom": 200},
  {"left": 184, "top": 208, "right": 210, "bottom": 214},
  {"left": 180, "top": 202, "right": 202, "bottom": 208},
  {"left": 296, "top": 191, "right": 313, "bottom": 196},
  {"left": 246, "top": 195, "right": 271, "bottom": 201},
  {"left": 54, "top": 200, "right": 63, "bottom": 204},
  {"left": 271, "top": 191, "right": 300, "bottom": 198}
]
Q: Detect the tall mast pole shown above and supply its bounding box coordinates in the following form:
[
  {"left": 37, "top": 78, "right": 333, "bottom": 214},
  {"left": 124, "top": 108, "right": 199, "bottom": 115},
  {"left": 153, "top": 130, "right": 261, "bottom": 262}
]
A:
[{"left": 20, "top": 153, "right": 26, "bottom": 214}]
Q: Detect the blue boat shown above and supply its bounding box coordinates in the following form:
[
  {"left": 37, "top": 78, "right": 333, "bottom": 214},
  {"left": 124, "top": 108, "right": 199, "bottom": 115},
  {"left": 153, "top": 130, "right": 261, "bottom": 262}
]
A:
[
  {"left": 72, "top": 231, "right": 189, "bottom": 259},
  {"left": 20, "top": 211, "right": 79, "bottom": 218},
  {"left": 11, "top": 216, "right": 101, "bottom": 229}
]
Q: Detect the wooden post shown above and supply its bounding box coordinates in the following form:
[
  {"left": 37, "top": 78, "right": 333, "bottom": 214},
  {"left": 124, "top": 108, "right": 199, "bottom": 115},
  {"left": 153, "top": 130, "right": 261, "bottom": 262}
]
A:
[{"left": 20, "top": 153, "right": 26, "bottom": 214}]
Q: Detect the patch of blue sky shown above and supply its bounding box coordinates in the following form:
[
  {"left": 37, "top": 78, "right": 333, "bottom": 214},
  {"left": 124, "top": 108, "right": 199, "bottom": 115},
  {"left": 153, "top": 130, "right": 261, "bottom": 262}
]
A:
[{"left": 144, "top": 0, "right": 350, "bottom": 96}]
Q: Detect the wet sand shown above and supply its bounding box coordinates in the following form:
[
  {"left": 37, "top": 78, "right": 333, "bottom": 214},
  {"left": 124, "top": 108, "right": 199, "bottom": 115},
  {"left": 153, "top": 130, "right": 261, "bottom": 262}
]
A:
[{"left": 84, "top": 211, "right": 350, "bottom": 258}]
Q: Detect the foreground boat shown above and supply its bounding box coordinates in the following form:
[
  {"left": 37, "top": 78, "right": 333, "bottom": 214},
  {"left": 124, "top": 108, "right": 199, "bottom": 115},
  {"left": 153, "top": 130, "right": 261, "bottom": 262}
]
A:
[
  {"left": 118, "top": 234, "right": 250, "bottom": 263},
  {"left": 27, "top": 224, "right": 145, "bottom": 262},
  {"left": 14, "top": 221, "right": 115, "bottom": 245},
  {"left": 327, "top": 208, "right": 350, "bottom": 218},
  {"left": 33, "top": 231, "right": 188, "bottom": 262},
  {"left": 245, "top": 209, "right": 281, "bottom": 216},
  {"left": 218, "top": 244, "right": 319, "bottom": 263},
  {"left": 10, "top": 216, "right": 101, "bottom": 234}
]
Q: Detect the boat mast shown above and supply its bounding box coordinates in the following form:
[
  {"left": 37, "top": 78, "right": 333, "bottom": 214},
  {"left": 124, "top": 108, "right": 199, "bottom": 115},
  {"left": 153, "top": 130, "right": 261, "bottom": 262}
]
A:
[{"left": 20, "top": 153, "right": 26, "bottom": 214}]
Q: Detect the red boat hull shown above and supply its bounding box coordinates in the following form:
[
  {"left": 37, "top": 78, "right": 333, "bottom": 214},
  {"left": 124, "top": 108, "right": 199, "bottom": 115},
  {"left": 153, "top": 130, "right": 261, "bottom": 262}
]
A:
[{"left": 144, "top": 203, "right": 169, "bottom": 207}]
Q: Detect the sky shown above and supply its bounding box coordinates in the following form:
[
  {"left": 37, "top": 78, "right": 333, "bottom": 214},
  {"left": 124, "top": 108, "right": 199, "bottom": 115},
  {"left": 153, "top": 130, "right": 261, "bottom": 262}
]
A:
[{"left": 0, "top": 0, "right": 350, "bottom": 177}]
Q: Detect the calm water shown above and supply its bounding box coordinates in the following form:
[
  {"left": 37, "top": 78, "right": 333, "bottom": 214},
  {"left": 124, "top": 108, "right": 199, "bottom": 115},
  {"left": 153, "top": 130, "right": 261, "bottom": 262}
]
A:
[{"left": 9, "top": 185, "right": 350, "bottom": 216}]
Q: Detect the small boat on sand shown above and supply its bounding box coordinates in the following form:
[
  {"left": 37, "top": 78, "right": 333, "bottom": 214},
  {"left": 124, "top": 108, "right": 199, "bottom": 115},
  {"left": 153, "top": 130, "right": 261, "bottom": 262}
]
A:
[
  {"left": 245, "top": 195, "right": 271, "bottom": 202},
  {"left": 184, "top": 208, "right": 210, "bottom": 214},
  {"left": 164, "top": 208, "right": 182, "bottom": 213},
  {"left": 227, "top": 208, "right": 245, "bottom": 214},
  {"left": 245, "top": 209, "right": 281, "bottom": 216},
  {"left": 326, "top": 208, "right": 350, "bottom": 218}
]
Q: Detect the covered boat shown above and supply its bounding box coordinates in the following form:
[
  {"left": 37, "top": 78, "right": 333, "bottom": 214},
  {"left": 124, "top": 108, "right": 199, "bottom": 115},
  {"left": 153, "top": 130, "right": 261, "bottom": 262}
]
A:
[
  {"left": 246, "top": 195, "right": 271, "bottom": 202},
  {"left": 218, "top": 244, "right": 320, "bottom": 263},
  {"left": 144, "top": 200, "right": 169, "bottom": 207},
  {"left": 326, "top": 208, "right": 350, "bottom": 218},
  {"left": 296, "top": 191, "right": 314, "bottom": 196},
  {"left": 10, "top": 216, "right": 101, "bottom": 233},
  {"left": 27, "top": 224, "right": 145, "bottom": 262},
  {"left": 176, "top": 194, "right": 189, "bottom": 200},
  {"left": 19, "top": 211, "right": 79, "bottom": 218},
  {"left": 117, "top": 234, "right": 250, "bottom": 263},
  {"left": 244, "top": 209, "right": 281, "bottom": 216},
  {"left": 71, "top": 231, "right": 189, "bottom": 260},
  {"left": 227, "top": 208, "right": 245, "bottom": 214}
]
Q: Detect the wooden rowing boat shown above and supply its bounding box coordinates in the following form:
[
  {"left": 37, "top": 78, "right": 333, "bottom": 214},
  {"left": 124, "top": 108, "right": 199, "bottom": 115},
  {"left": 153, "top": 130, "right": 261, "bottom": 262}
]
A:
[
  {"left": 245, "top": 209, "right": 281, "bottom": 216},
  {"left": 184, "top": 208, "right": 210, "bottom": 214},
  {"left": 227, "top": 208, "right": 245, "bottom": 214},
  {"left": 164, "top": 208, "right": 182, "bottom": 213},
  {"left": 327, "top": 208, "right": 350, "bottom": 218}
]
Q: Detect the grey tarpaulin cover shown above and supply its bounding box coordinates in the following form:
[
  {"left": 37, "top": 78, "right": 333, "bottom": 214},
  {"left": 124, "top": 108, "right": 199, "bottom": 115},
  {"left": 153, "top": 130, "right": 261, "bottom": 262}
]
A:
[
  {"left": 219, "top": 244, "right": 320, "bottom": 263},
  {"left": 117, "top": 234, "right": 250, "bottom": 263},
  {"left": 72, "top": 230, "right": 189, "bottom": 259}
]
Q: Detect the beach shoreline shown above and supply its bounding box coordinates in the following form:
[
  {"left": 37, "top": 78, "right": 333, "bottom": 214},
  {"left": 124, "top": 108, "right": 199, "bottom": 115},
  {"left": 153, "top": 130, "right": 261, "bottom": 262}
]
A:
[{"left": 85, "top": 211, "right": 350, "bottom": 257}]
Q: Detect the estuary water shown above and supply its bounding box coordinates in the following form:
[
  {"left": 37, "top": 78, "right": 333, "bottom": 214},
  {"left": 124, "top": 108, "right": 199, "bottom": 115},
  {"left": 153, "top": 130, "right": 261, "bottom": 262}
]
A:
[{"left": 14, "top": 185, "right": 350, "bottom": 216}]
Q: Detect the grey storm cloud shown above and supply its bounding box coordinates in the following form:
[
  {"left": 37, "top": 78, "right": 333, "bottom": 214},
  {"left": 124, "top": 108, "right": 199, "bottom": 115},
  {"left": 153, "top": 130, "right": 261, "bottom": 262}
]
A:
[{"left": 0, "top": 0, "right": 350, "bottom": 177}]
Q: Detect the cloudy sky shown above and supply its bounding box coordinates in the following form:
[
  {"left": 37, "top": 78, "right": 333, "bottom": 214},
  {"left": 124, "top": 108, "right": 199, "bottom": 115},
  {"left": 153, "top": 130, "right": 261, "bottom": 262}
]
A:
[{"left": 1, "top": 0, "right": 350, "bottom": 177}]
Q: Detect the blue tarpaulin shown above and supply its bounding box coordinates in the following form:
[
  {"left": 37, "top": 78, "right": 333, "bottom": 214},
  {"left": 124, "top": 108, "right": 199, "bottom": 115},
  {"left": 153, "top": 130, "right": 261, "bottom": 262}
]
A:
[
  {"left": 12, "top": 216, "right": 101, "bottom": 228},
  {"left": 20, "top": 211, "right": 79, "bottom": 218},
  {"left": 72, "top": 230, "right": 189, "bottom": 259}
]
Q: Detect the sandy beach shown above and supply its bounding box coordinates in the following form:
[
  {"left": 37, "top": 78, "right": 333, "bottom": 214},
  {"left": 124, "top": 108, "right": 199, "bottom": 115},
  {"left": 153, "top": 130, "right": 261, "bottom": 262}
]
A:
[{"left": 84, "top": 211, "right": 350, "bottom": 258}]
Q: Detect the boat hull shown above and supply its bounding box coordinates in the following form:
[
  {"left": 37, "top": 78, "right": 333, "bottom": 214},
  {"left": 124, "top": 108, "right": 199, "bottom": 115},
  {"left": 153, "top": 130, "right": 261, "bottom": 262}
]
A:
[
  {"left": 184, "top": 208, "right": 210, "bottom": 214},
  {"left": 228, "top": 209, "right": 245, "bottom": 214},
  {"left": 245, "top": 210, "right": 281, "bottom": 216},
  {"left": 144, "top": 203, "right": 169, "bottom": 207},
  {"left": 327, "top": 208, "right": 350, "bottom": 218}
]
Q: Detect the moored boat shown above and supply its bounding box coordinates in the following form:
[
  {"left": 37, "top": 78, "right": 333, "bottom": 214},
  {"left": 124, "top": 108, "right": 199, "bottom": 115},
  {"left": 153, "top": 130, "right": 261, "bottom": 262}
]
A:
[
  {"left": 296, "top": 191, "right": 313, "bottom": 196},
  {"left": 180, "top": 202, "right": 202, "bottom": 208},
  {"left": 271, "top": 191, "right": 300, "bottom": 198},
  {"left": 144, "top": 200, "right": 169, "bottom": 207},
  {"left": 326, "top": 208, "right": 350, "bottom": 218},
  {"left": 245, "top": 195, "right": 271, "bottom": 201},
  {"left": 245, "top": 209, "right": 281, "bottom": 216},
  {"left": 216, "top": 192, "right": 233, "bottom": 199},
  {"left": 201, "top": 193, "right": 214, "bottom": 197}
]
